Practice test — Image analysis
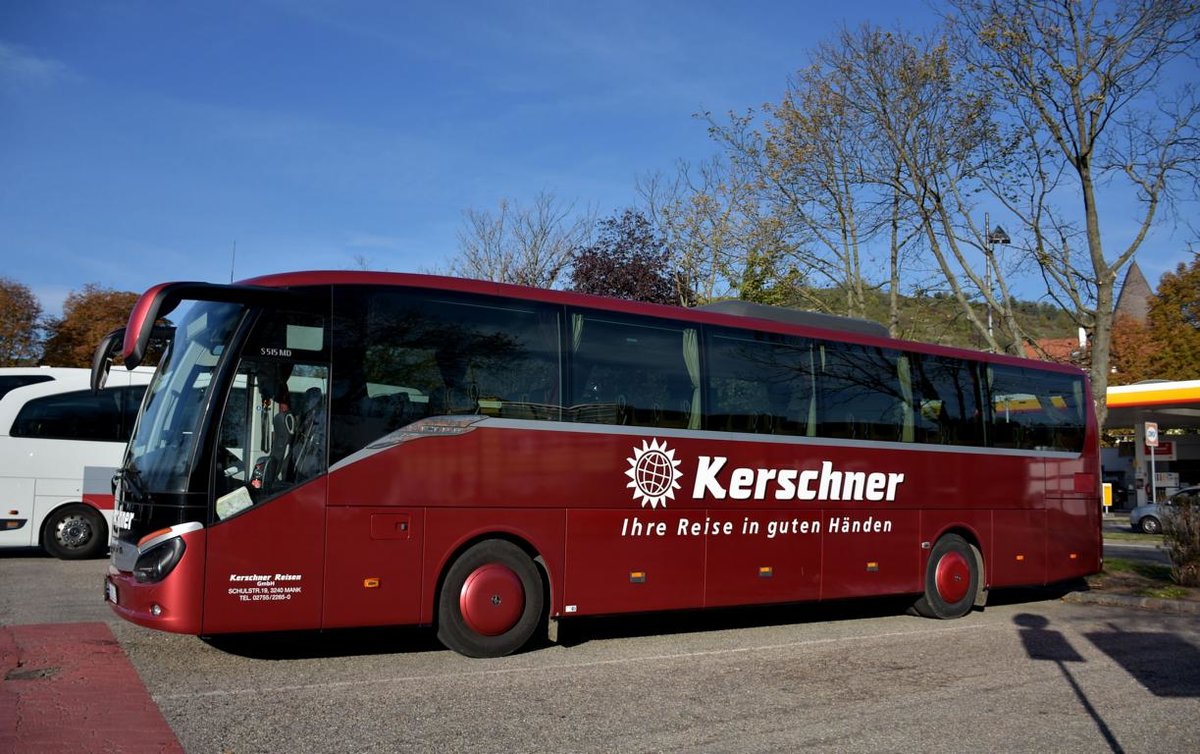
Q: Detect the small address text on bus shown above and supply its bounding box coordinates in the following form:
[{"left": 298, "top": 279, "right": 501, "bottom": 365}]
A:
[{"left": 226, "top": 572, "right": 303, "bottom": 602}]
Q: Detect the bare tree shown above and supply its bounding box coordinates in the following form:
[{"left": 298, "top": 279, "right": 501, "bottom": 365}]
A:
[
  {"left": 701, "top": 26, "right": 1026, "bottom": 344},
  {"left": 448, "top": 191, "right": 594, "bottom": 289},
  {"left": 949, "top": 0, "right": 1200, "bottom": 423},
  {"left": 637, "top": 145, "right": 802, "bottom": 307},
  {"left": 821, "top": 26, "right": 1044, "bottom": 352}
]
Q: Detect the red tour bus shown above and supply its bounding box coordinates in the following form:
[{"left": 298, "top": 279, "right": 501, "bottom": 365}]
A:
[{"left": 92, "top": 272, "right": 1101, "bottom": 657}]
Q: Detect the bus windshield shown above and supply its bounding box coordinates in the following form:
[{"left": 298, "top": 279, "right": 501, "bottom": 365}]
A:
[{"left": 126, "top": 301, "right": 245, "bottom": 493}]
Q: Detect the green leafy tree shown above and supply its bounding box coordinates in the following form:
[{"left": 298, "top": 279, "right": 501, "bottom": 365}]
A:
[
  {"left": 0, "top": 277, "right": 42, "bottom": 366},
  {"left": 1147, "top": 254, "right": 1200, "bottom": 379},
  {"left": 42, "top": 284, "right": 139, "bottom": 367}
]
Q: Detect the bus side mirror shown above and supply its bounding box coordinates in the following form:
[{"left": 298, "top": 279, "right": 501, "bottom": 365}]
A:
[{"left": 91, "top": 328, "right": 125, "bottom": 393}]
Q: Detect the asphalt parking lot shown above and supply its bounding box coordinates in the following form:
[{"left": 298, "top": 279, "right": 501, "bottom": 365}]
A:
[{"left": 3, "top": 549, "right": 1200, "bottom": 753}]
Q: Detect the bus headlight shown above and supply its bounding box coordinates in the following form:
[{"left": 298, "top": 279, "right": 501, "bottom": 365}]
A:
[{"left": 133, "top": 537, "right": 186, "bottom": 583}]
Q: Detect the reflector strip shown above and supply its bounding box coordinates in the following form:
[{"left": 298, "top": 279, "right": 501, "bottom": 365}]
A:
[
  {"left": 630, "top": 571, "right": 646, "bottom": 583},
  {"left": 758, "top": 566, "right": 773, "bottom": 578}
]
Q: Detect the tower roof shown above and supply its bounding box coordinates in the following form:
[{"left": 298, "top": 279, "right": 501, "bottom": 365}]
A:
[{"left": 1114, "top": 261, "right": 1154, "bottom": 323}]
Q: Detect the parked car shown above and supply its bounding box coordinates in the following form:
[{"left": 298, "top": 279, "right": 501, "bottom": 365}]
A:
[{"left": 1130, "top": 485, "right": 1199, "bottom": 534}]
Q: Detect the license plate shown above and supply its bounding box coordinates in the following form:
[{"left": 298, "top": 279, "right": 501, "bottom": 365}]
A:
[{"left": 105, "top": 578, "right": 118, "bottom": 605}]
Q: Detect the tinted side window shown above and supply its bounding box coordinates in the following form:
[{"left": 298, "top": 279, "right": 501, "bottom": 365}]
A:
[
  {"left": 10, "top": 386, "right": 145, "bottom": 442},
  {"left": 0, "top": 374, "right": 55, "bottom": 401},
  {"left": 116, "top": 385, "right": 146, "bottom": 441},
  {"left": 815, "top": 342, "right": 909, "bottom": 442},
  {"left": 986, "top": 365, "right": 1086, "bottom": 451},
  {"left": 330, "top": 288, "right": 561, "bottom": 464},
  {"left": 568, "top": 312, "right": 699, "bottom": 429},
  {"left": 705, "top": 330, "right": 813, "bottom": 436},
  {"left": 910, "top": 354, "right": 984, "bottom": 446}
]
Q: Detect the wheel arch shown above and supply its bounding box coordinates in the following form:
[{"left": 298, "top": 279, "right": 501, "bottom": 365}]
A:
[
  {"left": 430, "top": 530, "right": 552, "bottom": 631},
  {"left": 39, "top": 500, "right": 109, "bottom": 543},
  {"left": 38, "top": 501, "right": 109, "bottom": 559}
]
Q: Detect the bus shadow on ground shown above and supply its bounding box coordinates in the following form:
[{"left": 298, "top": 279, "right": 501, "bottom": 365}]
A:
[
  {"left": 0, "top": 547, "right": 50, "bottom": 559},
  {"left": 556, "top": 583, "right": 1076, "bottom": 649},
  {"left": 983, "top": 580, "right": 1084, "bottom": 608},
  {"left": 555, "top": 596, "right": 914, "bottom": 649},
  {"left": 198, "top": 585, "right": 1075, "bottom": 660},
  {"left": 200, "top": 624, "right": 443, "bottom": 660}
]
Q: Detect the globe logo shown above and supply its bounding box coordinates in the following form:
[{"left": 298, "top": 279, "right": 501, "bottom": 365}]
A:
[{"left": 625, "top": 438, "right": 683, "bottom": 509}]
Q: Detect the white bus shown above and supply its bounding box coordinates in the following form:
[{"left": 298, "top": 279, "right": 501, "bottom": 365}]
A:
[{"left": 0, "top": 367, "right": 153, "bottom": 559}]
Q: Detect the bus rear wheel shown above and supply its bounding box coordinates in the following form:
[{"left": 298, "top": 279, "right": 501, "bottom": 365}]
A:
[
  {"left": 913, "top": 534, "right": 980, "bottom": 619},
  {"left": 42, "top": 504, "right": 107, "bottom": 560},
  {"left": 437, "top": 539, "right": 544, "bottom": 658}
]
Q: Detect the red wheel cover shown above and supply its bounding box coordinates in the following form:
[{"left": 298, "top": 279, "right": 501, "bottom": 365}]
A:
[
  {"left": 459, "top": 563, "right": 526, "bottom": 637},
  {"left": 934, "top": 550, "right": 971, "bottom": 604}
]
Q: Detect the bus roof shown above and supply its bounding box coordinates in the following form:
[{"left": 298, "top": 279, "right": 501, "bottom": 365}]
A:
[{"left": 135, "top": 270, "right": 1085, "bottom": 378}]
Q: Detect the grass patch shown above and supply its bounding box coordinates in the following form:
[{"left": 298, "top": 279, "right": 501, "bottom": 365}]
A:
[
  {"left": 1102, "top": 529, "right": 1162, "bottom": 543},
  {"left": 1103, "top": 558, "right": 1172, "bottom": 580},
  {"left": 1087, "top": 557, "right": 1200, "bottom": 602},
  {"left": 1142, "top": 586, "right": 1191, "bottom": 600}
]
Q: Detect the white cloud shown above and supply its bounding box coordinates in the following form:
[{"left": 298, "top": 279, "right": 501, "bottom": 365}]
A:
[{"left": 0, "top": 42, "right": 73, "bottom": 88}]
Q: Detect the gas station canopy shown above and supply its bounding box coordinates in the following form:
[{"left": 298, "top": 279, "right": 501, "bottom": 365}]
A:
[{"left": 1105, "top": 380, "right": 1200, "bottom": 431}]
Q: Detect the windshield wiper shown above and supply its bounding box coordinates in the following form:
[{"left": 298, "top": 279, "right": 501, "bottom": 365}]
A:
[{"left": 115, "top": 462, "right": 150, "bottom": 502}]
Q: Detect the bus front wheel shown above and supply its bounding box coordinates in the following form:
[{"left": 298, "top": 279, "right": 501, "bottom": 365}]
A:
[
  {"left": 437, "top": 539, "right": 544, "bottom": 658},
  {"left": 42, "top": 504, "right": 107, "bottom": 560},
  {"left": 913, "top": 534, "right": 980, "bottom": 619}
]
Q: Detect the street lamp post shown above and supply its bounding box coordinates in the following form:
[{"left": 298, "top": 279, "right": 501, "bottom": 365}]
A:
[{"left": 984, "top": 213, "right": 1010, "bottom": 348}]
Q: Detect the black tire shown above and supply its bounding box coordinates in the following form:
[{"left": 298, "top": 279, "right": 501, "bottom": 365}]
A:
[
  {"left": 436, "top": 539, "right": 544, "bottom": 658},
  {"left": 42, "top": 504, "right": 107, "bottom": 560},
  {"left": 912, "top": 534, "right": 980, "bottom": 620},
  {"left": 1139, "top": 516, "right": 1161, "bottom": 535}
]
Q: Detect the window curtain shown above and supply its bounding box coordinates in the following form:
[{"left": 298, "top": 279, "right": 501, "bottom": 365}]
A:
[
  {"left": 571, "top": 313, "right": 585, "bottom": 353},
  {"left": 537, "top": 308, "right": 562, "bottom": 417},
  {"left": 897, "top": 354, "right": 914, "bottom": 442},
  {"left": 683, "top": 328, "right": 701, "bottom": 429}
]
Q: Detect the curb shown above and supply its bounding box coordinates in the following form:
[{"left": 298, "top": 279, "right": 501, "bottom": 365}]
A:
[{"left": 1063, "top": 590, "right": 1200, "bottom": 615}]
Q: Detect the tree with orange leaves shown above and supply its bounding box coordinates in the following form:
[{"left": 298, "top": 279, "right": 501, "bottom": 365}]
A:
[{"left": 42, "top": 284, "right": 139, "bottom": 368}]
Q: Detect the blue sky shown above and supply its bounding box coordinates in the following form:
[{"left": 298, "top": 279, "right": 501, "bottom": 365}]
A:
[{"left": 1, "top": 1, "right": 1194, "bottom": 317}]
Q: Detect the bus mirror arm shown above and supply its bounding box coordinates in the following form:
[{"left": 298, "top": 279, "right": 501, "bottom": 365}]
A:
[
  {"left": 91, "top": 328, "right": 124, "bottom": 393},
  {"left": 123, "top": 282, "right": 302, "bottom": 369}
]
